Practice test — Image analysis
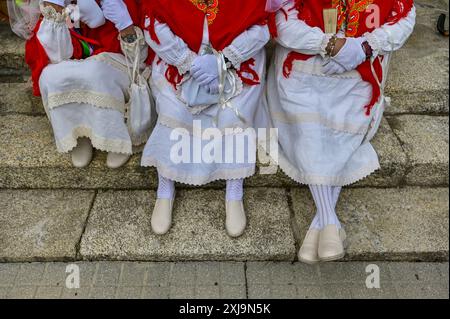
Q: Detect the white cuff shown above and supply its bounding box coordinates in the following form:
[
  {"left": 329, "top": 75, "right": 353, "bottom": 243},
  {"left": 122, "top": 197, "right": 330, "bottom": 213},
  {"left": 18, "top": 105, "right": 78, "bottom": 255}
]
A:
[
  {"left": 177, "top": 50, "right": 197, "bottom": 75},
  {"left": 222, "top": 45, "right": 244, "bottom": 69},
  {"left": 41, "top": 4, "right": 67, "bottom": 23},
  {"left": 364, "top": 32, "right": 381, "bottom": 57},
  {"left": 319, "top": 33, "right": 333, "bottom": 57}
]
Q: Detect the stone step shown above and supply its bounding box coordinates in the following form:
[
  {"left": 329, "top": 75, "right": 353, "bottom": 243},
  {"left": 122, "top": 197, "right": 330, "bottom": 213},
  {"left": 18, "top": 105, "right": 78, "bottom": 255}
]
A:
[
  {"left": 0, "top": 187, "right": 447, "bottom": 262},
  {"left": 387, "top": 115, "right": 449, "bottom": 186},
  {"left": 0, "top": 0, "right": 449, "bottom": 115},
  {"left": 0, "top": 113, "right": 413, "bottom": 189}
]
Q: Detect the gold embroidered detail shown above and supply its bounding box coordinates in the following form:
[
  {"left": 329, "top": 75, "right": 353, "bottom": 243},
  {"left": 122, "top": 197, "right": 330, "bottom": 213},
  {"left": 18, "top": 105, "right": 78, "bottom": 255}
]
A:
[
  {"left": 333, "top": 0, "right": 375, "bottom": 36},
  {"left": 189, "top": 0, "right": 219, "bottom": 25}
]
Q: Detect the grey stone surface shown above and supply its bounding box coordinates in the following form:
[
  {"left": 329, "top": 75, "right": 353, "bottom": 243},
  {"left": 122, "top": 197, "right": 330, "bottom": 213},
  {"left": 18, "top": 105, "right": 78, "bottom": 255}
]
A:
[
  {"left": 0, "top": 115, "right": 411, "bottom": 189},
  {"left": 388, "top": 115, "right": 449, "bottom": 186},
  {"left": 0, "top": 24, "right": 26, "bottom": 71},
  {"left": 80, "top": 188, "right": 296, "bottom": 261},
  {"left": 385, "top": 0, "right": 449, "bottom": 115},
  {"left": 0, "top": 190, "right": 94, "bottom": 262},
  {"left": 0, "top": 261, "right": 448, "bottom": 299},
  {"left": 0, "top": 81, "right": 44, "bottom": 115},
  {"left": 291, "top": 187, "right": 449, "bottom": 261}
]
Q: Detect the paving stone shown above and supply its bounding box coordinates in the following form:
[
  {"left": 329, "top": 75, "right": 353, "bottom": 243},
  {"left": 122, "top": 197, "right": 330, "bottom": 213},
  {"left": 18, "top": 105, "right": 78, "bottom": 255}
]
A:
[
  {"left": 394, "top": 282, "right": 449, "bottom": 299},
  {"left": 35, "top": 286, "right": 63, "bottom": 299},
  {"left": 7, "top": 286, "right": 36, "bottom": 299},
  {"left": 79, "top": 189, "right": 296, "bottom": 261},
  {"left": 388, "top": 262, "right": 448, "bottom": 283},
  {"left": 89, "top": 286, "right": 117, "bottom": 299},
  {"left": 145, "top": 263, "right": 171, "bottom": 287},
  {"left": 141, "top": 287, "right": 170, "bottom": 299},
  {"left": 0, "top": 263, "right": 19, "bottom": 287},
  {"left": 291, "top": 187, "right": 449, "bottom": 261},
  {"left": 385, "top": 0, "right": 449, "bottom": 115},
  {"left": 0, "top": 190, "right": 94, "bottom": 261},
  {"left": 116, "top": 286, "right": 142, "bottom": 299},
  {"left": 120, "top": 262, "right": 147, "bottom": 287},
  {"left": 0, "top": 81, "right": 44, "bottom": 115},
  {"left": 388, "top": 115, "right": 449, "bottom": 186},
  {"left": 0, "top": 24, "right": 26, "bottom": 71},
  {"left": 349, "top": 283, "right": 399, "bottom": 299}
]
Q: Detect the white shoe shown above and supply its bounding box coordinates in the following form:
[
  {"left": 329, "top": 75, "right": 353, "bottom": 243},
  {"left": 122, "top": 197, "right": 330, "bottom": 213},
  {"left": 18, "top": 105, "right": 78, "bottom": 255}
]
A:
[
  {"left": 151, "top": 197, "right": 174, "bottom": 235},
  {"left": 225, "top": 200, "right": 247, "bottom": 238},
  {"left": 106, "top": 152, "right": 130, "bottom": 169},
  {"left": 71, "top": 137, "right": 93, "bottom": 168},
  {"left": 318, "top": 225, "right": 347, "bottom": 262},
  {"left": 298, "top": 229, "right": 320, "bottom": 265}
]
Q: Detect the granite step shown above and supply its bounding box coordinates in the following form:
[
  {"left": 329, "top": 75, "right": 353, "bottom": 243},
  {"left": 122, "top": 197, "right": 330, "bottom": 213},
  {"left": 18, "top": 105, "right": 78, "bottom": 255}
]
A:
[
  {"left": 0, "top": 187, "right": 447, "bottom": 262},
  {"left": 0, "top": 113, "right": 414, "bottom": 189}
]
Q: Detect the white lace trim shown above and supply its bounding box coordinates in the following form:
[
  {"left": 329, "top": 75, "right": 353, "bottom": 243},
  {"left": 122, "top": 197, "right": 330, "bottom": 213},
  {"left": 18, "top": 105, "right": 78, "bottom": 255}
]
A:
[
  {"left": 177, "top": 51, "right": 197, "bottom": 75},
  {"left": 223, "top": 45, "right": 244, "bottom": 69},
  {"left": 364, "top": 32, "right": 381, "bottom": 58},
  {"left": 258, "top": 138, "right": 380, "bottom": 187},
  {"left": 87, "top": 53, "right": 129, "bottom": 73},
  {"left": 41, "top": 5, "right": 67, "bottom": 24},
  {"left": 55, "top": 126, "right": 133, "bottom": 155},
  {"left": 141, "top": 156, "right": 256, "bottom": 186},
  {"left": 270, "top": 111, "right": 368, "bottom": 135},
  {"left": 45, "top": 91, "right": 125, "bottom": 113},
  {"left": 319, "top": 34, "right": 333, "bottom": 58}
]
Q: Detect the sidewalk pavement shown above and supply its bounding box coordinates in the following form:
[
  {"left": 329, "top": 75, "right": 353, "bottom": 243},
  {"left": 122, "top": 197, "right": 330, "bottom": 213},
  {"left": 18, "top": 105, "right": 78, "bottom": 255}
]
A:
[{"left": 0, "top": 261, "right": 448, "bottom": 299}]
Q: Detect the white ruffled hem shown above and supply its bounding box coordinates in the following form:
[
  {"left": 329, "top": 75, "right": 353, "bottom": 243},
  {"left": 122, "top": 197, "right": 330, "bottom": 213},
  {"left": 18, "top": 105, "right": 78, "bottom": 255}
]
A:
[
  {"left": 56, "top": 126, "right": 133, "bottom": 155},
  {"left": 141, "top": 156, "right": 256, "bottom": 186},
  {"left": 258, "top": 138, "right": 380, "bottom": 187}
]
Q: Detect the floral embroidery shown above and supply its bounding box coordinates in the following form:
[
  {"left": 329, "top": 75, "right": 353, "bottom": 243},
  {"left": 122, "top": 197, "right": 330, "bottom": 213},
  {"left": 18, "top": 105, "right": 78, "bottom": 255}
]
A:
[
  {"left": 331, "top": 0, "right": 374, "bottom": 36},
  {"left": 189, "top": 0, "right": 219, "bottom": 25},
  {"left": 345, "top": 0, "right": 374, "bottom": 36},
  {"left": 332, "top": 0, "right": 347, "bottom": 32}
]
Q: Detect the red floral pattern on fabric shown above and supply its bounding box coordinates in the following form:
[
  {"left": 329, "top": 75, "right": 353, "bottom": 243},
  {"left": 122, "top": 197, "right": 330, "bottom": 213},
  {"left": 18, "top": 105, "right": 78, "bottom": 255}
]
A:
[{"left": 189, "top": 0, "right": 219, "bottom": 25}]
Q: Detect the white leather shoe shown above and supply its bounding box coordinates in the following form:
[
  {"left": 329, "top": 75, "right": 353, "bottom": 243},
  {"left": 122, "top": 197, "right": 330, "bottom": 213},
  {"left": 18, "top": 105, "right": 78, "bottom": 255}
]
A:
[
  {"left": 106, "top": 152, "right": 130, "bottom": 169},
  {"left": 151, "top": 197, "right": 174, "bottom": 235},
  {"left": 225, "top": 200, "right": 247, "bottom": 238},
  {"left": 71, "top": 137, "right": 93, "bottom": 168},
  {"left": 298, "top": 229, "right": 320, "bottom": 264},
  {"left": 318, "top": 225, "right": 347, "bottom": 262}
]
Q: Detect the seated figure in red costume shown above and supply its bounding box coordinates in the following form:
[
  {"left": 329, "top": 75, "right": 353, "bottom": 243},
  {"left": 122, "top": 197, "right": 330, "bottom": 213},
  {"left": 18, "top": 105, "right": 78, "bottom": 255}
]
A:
[
  {"left": 263, "top": 0, "right": 416, "bottom": 263},
  {"left": 140, "top": 0, "right": 273, "bottom": 237},
  {"left": 16, "top": 0, "right": 150, "bottom": 168}
]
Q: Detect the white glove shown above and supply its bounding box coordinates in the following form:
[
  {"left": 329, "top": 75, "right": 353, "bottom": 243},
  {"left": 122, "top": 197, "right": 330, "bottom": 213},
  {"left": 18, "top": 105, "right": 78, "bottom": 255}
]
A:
[
  {"left": 68, "top": 0, "right": 106, "bottom": 29},
  {"left": 191, "top": 54, "right": 219, "bottom": 86},
  {"left": 101, "top": 0, "right": 134, "bottom": 31},
  {"left": 206, "top": 78, "right": 220, "bottom": 95},
  {"left": 322, "top": 58, "right": 347, "bottom": 75},
  {"left": 323, "top": 37, "right": 367, "bottom": 73}
]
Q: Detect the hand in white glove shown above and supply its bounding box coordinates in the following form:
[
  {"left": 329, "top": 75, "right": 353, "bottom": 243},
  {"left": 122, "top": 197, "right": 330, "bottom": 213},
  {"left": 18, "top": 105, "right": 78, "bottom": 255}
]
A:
[
  {"left": 322, "top": 58, "right": 347, "bottom": 75},
  {"left": 206, "top": 79, "right": 220, "bottom": 95},
  {"left": 68, "top": 0, "right": 106, "bottom": 29},
  {"left": 191, "top": 54, "right": 219, "bottom": 86},
  {"left": 101, "top": 0, "right": 134, "bottom": 32},
  {"left": 323, "top": 37, "right": 366, "bottom": 74}
]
